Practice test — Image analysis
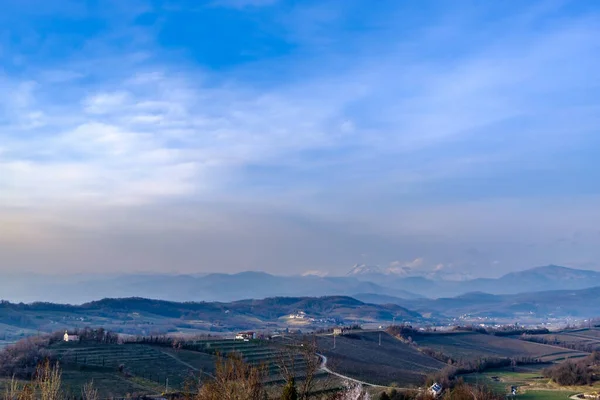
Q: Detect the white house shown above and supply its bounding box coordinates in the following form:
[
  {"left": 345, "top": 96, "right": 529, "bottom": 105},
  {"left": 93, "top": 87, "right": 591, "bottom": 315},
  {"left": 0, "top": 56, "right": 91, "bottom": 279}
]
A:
[
  {"left": 63, "top": 331, "right": 80, "bottom": 342},
  {"left": 333, "top": 327, "right": 347, "bottom": 336},
  {"left": 235, "top": 331, "right": 255, "bottom": 340},
  {"left": 429, "top": 383, "right": 442, "bottom": 397}
]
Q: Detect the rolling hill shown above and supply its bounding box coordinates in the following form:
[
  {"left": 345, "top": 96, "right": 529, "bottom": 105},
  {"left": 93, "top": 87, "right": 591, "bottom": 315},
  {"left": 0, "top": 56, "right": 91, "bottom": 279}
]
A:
[{"left": 0, "top": 296, "right": 422, "bottom": 338}]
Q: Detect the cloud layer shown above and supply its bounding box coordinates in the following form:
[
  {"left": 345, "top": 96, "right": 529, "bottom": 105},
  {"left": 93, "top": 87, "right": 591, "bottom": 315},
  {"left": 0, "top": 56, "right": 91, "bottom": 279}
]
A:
[{"left": 0, "top": 0, "right": 599, "bottom": 276}]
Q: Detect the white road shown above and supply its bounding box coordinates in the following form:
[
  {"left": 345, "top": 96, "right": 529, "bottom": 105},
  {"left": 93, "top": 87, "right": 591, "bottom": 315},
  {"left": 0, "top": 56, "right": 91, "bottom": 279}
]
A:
[{"left": 317, "top": 353, "right": 417, "bottom": 390}]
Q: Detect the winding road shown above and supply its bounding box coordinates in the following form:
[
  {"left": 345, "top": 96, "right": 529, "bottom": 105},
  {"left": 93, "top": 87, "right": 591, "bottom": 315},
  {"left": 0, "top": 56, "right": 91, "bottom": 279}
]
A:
[{"left": 317, "top": 353, "right": 412, "bottom": 390}]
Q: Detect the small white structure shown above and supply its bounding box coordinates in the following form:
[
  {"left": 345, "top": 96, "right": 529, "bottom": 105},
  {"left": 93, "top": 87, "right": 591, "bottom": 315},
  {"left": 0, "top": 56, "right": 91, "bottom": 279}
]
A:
[
  {"left": 63, "top": 331, "right": 80, "bottom": 342},
  {"left": 289, "top": 311, "right": 307, "bottom": 319},
  {"left": 333, "top": 327, "right": 346, "bottom": 336},
  {"left": 429, "top": 383, "right": 442, "bottom": 397},
  {"left": 235, "top": 331, "right": 255, "bottom": 340}
]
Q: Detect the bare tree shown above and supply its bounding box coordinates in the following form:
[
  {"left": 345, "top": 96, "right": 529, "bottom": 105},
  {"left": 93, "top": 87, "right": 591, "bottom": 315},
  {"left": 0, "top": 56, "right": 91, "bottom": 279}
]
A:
[
  {"left": 275, "top": 337, "right": 323, "bottom": 400},
  {"left": 2, "top": 376, "right": 24, "bottom": 400},
  {"left": 82, "top": 381, "right": 99, "bottom": 400},
  {"left": 195, "top": 354, "right": 266, "bottom": 400},
  {"left": 297, "top": 339, "right": 321, "bottom": 400},
  {"left": 35, "top": 360, "right": 62, "bottom": 400}
]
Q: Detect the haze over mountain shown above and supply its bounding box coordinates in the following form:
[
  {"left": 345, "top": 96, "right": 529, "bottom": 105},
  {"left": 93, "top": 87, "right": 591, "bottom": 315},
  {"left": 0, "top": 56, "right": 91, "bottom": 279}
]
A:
[
  {"left": 366, "top": 286, "right": 600, "bottom": 319},
  {"left": 2, "top": 265, "right": 599, "bottom": 305},
  {"left": 347, "top": 264, "right": 600, "bottom": 298},
  {"left": 0, "top": 271, "right": 421, "bottom": 304}
]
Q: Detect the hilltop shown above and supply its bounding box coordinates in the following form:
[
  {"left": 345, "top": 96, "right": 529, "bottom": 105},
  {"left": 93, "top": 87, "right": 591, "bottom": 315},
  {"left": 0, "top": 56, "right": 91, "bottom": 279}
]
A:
[{"left": 0, "top": 296, "right": 421, "bottom": 341}]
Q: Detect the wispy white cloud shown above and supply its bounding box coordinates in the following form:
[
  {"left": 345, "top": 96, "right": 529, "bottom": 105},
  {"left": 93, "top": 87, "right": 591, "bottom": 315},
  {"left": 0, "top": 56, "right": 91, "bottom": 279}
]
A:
[{"left": 0, "top": 0, "right": 599, "bottom": 276}]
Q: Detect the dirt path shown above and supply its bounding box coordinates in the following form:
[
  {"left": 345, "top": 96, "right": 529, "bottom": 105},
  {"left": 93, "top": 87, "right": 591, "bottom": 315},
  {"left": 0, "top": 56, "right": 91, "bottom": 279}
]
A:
[
  {"left": 159, "top": 350, "right": 215, "bottom": 378},
  {"left": 317, "top": 353, "right": 420, "bottom": 392}
]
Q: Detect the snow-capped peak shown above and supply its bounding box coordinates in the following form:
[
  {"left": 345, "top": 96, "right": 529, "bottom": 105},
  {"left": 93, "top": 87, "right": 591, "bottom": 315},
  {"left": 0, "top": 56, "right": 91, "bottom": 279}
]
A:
[
  {"left": 301, "top": 270, "right": 329, "bottom": 277},
  {"left": 346, "top": 264, "right": 383, "bottom": 276}
]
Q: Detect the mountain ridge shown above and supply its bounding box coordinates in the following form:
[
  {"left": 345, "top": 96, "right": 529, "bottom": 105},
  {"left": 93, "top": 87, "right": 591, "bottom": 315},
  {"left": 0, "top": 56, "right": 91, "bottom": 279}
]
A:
[{"left": 1, "top": 264, "right": 599, "bottom": 304}]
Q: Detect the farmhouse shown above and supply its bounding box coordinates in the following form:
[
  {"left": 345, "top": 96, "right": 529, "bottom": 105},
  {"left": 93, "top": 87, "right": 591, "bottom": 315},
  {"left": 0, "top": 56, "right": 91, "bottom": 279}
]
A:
[
  {"left": 429, "top": 382, "right": 442, "bottom": 397},
  {"left": 235, "top": 331, "right": 255, "bottom": 340},
  {"left": 333, "top": 327, "right": 347, "bottom": 335},
  {"left": 63, "top": 331, "right": 80, "bottom": 342}
]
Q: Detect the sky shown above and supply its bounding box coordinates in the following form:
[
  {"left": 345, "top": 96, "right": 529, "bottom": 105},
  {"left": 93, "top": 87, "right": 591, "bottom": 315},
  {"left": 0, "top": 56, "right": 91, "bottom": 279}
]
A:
[{"left": 0, "top": 0, "right": 599, "bottom": 279}]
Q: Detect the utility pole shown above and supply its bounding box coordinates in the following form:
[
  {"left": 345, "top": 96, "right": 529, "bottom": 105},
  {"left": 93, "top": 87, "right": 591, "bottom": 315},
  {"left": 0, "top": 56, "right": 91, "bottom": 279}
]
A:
[
  {"left": 333, "top": 332, "right": 336, "bottom": 349},
  {"left": 379, "top": 332, "right": 381, "bottom": 346}
]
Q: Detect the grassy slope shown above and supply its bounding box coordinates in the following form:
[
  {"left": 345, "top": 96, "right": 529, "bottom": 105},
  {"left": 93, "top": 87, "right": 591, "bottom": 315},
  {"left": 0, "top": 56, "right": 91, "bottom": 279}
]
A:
[{"left": 315, "top": 331, "right": 445, "bottom": 387}]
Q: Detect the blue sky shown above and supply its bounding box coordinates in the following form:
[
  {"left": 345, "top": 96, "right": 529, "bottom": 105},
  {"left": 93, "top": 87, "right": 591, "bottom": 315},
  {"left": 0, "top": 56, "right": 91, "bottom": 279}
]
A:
[{"left": 0, "top": 0, "right": 599, "bottom": 278}]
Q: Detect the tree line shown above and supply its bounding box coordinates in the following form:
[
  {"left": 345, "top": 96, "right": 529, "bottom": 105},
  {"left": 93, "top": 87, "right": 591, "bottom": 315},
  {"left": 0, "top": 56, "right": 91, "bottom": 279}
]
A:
[{"left": 543, "top": 351, "right": 600, "bottom": 386}]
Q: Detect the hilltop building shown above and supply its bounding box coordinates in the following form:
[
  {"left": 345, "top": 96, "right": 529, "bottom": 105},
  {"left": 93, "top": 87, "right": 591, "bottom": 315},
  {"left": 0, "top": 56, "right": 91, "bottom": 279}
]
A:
[
  {"left": 63, "top": 331, "right": 80, "bottom": 342},
  {"left": 289, "top": 311, "right": 307, "bottom": 319}
]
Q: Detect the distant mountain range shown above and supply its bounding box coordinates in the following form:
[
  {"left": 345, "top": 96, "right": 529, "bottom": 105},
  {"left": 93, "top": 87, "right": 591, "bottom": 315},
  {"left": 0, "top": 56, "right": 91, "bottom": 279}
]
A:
[
  {"left": 347, "top": 264, "right": 600, "bottom": 298},
  {"left": 0, "top": 272, "right": 421, "bottom": 304},
  {"left": 1, "top": 265, "right": 599, "bottom": 305},
  {"left": 359, "top": 286, "right": 600, "bottom": 319}
]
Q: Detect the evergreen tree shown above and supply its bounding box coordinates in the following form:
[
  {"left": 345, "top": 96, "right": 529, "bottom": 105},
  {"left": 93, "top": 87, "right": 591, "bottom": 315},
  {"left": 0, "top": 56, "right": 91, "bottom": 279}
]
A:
[
  {"left": 281, "top": 377, "right": 298, "bottom": 400},
  {"left": 379, "top": 392, "right": 391, "bottom": 400}
]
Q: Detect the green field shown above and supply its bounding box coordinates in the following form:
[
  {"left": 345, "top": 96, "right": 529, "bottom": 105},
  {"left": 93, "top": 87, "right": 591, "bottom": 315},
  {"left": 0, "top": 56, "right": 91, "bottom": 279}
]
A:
[
  {"left": 463, "top": 368, "right": 579, "bottom": 399},
  {"left": 516, "top": 391, "right": 577, "bottom": 399},
  {"left": 412, "top": 331, "right": 588, "bottom": 362}
]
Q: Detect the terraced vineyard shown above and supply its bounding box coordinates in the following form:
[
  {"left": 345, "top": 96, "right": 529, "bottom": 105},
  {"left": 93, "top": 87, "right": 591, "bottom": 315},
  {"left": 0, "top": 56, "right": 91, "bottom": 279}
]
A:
[
  {"left": 411, "top": 331, "right": 588, "bottom": 362},
  {"left": 189, "top": 339, "right": 324, "bottom": 382},
  {"left": 52, "top": 342, "right": 215, "bottom": 388},
  {"left": 315, "top": 331, "right": 446, "bottom": 387}
]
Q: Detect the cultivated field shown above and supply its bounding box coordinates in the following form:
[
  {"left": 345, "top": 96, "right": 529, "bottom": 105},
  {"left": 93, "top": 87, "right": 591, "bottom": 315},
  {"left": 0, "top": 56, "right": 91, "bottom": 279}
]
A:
[
  {"left": 0, "top": 370, "right": 163, "bottom": 398},
  {"left": 526, "top": 328, "right": 600, "bottom": 352},
  {"left": 51, "top": 342, "right": 216, "bottom": 389},
  {"left": 411, "top": 331, "right": 588, "bottom": 362},
  {"left": 190, "top": 339, "right": 326, "bottom": 382},
  {"left": 315, "top": 331, "right": 446, "bottom": 387}
]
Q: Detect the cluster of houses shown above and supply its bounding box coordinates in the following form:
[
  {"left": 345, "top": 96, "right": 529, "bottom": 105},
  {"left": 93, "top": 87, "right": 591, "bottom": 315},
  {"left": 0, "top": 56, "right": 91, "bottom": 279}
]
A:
[
  {"left": 235, "top": 331, "right": 256, "bottom": 341},
  {"left": 287, "top": 310, "right": 337, "bottom": 324},
  {"left": 289, "top": 311, "right": 307, "bottom": 319}
]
